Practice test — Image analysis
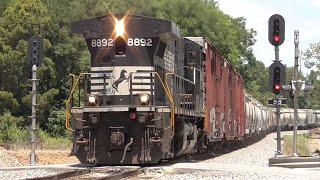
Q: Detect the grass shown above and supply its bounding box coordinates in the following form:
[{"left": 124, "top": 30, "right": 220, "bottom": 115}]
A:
[
  {"left": 37, "top": 131, "right": 72, "bottom": 149},
  {"left": 283, "top": 133, "right": 311, "bottom": 156},
  {"left": 1, "top": 130, "right": 72, "bottom": 150}
]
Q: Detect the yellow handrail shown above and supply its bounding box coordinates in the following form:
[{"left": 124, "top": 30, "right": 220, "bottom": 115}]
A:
[
  {"left": 65, "top": 73, "right": 91, "bottom": 131},
  {"left": 152, "top": 72, "right": 175, "bottom": 133},
  {"left": 65, "top": 72, "right": 175, "bottom": 132},
  {"left": 165, "top": 73, "right": 175, "bottom": 133},
  {"left": 165, "top": 73, "right": 203, "bottom": 134}
]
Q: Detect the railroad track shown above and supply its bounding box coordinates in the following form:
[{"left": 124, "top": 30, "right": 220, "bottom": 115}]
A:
[
  {"left": 28, "top": 166, "right": 145, "bottom": 180},
  {"left": 0, "top": 164, "right": 145, "bottom": 179}
]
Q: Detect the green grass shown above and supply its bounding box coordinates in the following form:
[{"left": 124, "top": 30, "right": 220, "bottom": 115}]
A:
[
  {"left": 283, "top": 133, "right": 311, "bottom": 156},
  {"left": 37, "top": 131, "right": 72, "bottom": 149}
]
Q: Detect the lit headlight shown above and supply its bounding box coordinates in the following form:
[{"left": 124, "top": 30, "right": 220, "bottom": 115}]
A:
[
  {"left": 88, "top": 95, "right": 96, "bottom": 105},
  {"left": 115, "top": 19, "right": 125, "bottom": 37},
  {"left": 139, "top": 94, "right": 150, "bottom": 105}
]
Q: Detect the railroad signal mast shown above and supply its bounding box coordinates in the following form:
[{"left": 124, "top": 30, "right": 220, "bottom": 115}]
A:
[
  {"left": 28, "top": 36, "right": 43, "bottom": 165},
  {"left": 268, "top": 14, "right": 285, "bottom": 156}
]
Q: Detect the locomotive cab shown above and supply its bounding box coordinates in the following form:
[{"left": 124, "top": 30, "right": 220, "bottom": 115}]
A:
[{"left": 71, "top": 14, "right": 180, "bottom": 107}]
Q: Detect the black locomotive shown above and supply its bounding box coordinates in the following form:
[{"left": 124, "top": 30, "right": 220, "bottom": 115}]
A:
[{"left": 67, "top": 14, "right": 204, "bottom": 164}]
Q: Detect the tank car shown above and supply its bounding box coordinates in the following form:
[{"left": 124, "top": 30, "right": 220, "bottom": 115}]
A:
[{"left": 279, "top": 108, "right": 320, "bottom": 129}]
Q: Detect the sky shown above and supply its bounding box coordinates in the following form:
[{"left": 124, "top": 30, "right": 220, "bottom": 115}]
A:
[{"left": 216, "top": 0, "right": 320, "bottom": 74}]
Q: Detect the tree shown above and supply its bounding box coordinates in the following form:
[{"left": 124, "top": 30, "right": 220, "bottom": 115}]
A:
[
  {"left": 0, "top": 91, "right": 18, "bottom": 115},
  {"left": 0, "top": 112, "right": 27, "bottom": 144},
  {"left": 0, "top": 0, "right": 12, "bottom": 16},
  {"left": 47, "top": 108, "right": 67, "bottom": 137},
  {"left": 155, "top": 0, "right": 249, "bottom": 62},
  {"left": 303, "top": 42, "right": 320, "bottom": 109},
  {"left": 0, "top": 0, "right": 50, "bottom": 105},
  {"left": 304, "top": 42, "right": 320, "bottom": 70},
  {"left": 304, "top": 70, "right": 320, "bottom": 109},
  {"left": 37, "top": 88, "right": 59, "bottom": 130}
]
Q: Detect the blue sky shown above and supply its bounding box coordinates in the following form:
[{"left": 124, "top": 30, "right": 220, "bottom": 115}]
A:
[{"left": 216, "top": 0, "right": 320, "bottom": 73}]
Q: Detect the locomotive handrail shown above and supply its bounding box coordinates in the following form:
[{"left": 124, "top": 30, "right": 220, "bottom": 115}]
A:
[
  {"left": 165, "top": 72, "right": 203, "bottom": 134},
  {"left": 66, "top": 74, "right": 76, "bottom": 131},
  {"left": 66, "top": 73, "right": 91, "bottom": 131},
  {"left": 165, "top": 73, "right": 176, "bottom": 133},
  {"left": 165, "top": 73, "right": 195, "bottom": 132},
  {"left": 154, "top": 72, "right": 175, "bottom": 132},
  {"left": 66, "top": 72, "right": 175, "bottom": 132}
]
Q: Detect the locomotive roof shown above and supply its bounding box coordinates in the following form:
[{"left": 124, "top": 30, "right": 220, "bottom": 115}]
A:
[{"left": 71, "top": 14, "right": 180, "bottom": 38}]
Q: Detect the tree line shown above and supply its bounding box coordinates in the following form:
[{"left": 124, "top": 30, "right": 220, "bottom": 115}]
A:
[{"left": 0, "top": 0, "right": 317, "bottom": 142}]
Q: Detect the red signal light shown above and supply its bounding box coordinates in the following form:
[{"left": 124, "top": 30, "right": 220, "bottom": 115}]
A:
[
  {"left": 274, "top": 35, "right": 280, "bottom": 42},
  {"left": 274, "top": 84, "right": 281, "bottom": 94}
]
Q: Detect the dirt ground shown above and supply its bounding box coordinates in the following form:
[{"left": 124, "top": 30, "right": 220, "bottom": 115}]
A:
[{"left": 0, "top": 147, "right": 79, "bottom": 166}]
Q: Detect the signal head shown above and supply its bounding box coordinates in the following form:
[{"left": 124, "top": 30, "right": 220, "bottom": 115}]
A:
[
  {"left": 269, "top": 61, "right": 286, "bottom": 95},
  {"left": 268, "top": 14, "right": 285, "bottom": 46}
]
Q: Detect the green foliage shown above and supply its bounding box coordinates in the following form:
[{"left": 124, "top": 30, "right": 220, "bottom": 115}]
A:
[
  {"left": 37, "top": 88, "right": 59, "bottom": 129},
  {"left": 0, "top": 0, "right": 12, "bottom": 16},
  {"left": 0, "top": 0, "right": 51, "bottom": 102},
  {"left": 303, "top": 43, "right": 320, "bottom": 109},
  {"left": 241, "top": 58, "right": 272, "bottom": 105},
  {"left": 0, "top": 91, "right": 18, "bottom": 115},
  {"left": 47, "top": 108, "right": 67, "bottom": 137},
  {"left": 38, "top": 130, "right": 72, "bottom": 149},
  {"left": 155, "top": 0, "right": 255, "bottom": 63},
  {"left": 0, "top": 112, "right": 28, "bottom": 144},
  {"left": 304, "top": 70, "right": 320, "bottom": 109}
]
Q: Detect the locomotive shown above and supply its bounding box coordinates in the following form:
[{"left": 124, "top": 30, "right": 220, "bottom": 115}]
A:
[{"left": 65, "top": 14, "right": 317, "bottom": 165}]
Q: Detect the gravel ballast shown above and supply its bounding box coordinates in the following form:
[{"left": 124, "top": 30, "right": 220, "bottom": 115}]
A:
[{"left": 132, "top": 131, "right": 320, "bottom": 180}]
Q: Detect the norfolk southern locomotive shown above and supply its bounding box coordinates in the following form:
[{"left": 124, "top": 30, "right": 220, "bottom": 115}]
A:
[{"left": 66, "top": 14, "right": 320, "bottom": 165}]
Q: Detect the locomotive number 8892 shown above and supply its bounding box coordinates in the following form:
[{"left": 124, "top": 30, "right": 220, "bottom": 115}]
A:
[{"left": 66, "top": 13, "right": 250, "bottom": 165}]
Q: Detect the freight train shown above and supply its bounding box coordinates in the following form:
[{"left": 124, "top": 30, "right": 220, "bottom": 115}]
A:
[{"left": 65, "top": 14, "right": 319, "bottom": 165}]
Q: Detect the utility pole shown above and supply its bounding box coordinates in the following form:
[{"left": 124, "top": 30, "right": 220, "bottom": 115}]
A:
[{"left": 292, "top": 30, "right": 299, "bottom": 156}]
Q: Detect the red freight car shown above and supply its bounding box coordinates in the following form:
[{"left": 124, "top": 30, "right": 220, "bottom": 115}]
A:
[{"left": 188, "top": 37, "right": 246, "bottom": 143}]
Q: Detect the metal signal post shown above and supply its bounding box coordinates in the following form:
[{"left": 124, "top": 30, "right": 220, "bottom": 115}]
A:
[
  {"left": 30, "top": 65, "right": 38, "bottom": 165},
  {"left": 268, "top": 14, "right": 285, "bottom": 156},
  {"left": 28, "top": 36, "right": 43, "bottom": 165},
  {"left": 292, "top": 30, "right": 299, "bottom": 156}
]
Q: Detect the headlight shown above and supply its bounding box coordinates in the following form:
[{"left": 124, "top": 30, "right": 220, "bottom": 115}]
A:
[
  {"left": 139, "top": 94, "right": 150, "bottom": 105},
  {"left": 115, "top": 19, "right": 125, "bottom": 37},
  {"left": 88, "top": 95, "right": 96, "bottom": 105}
]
